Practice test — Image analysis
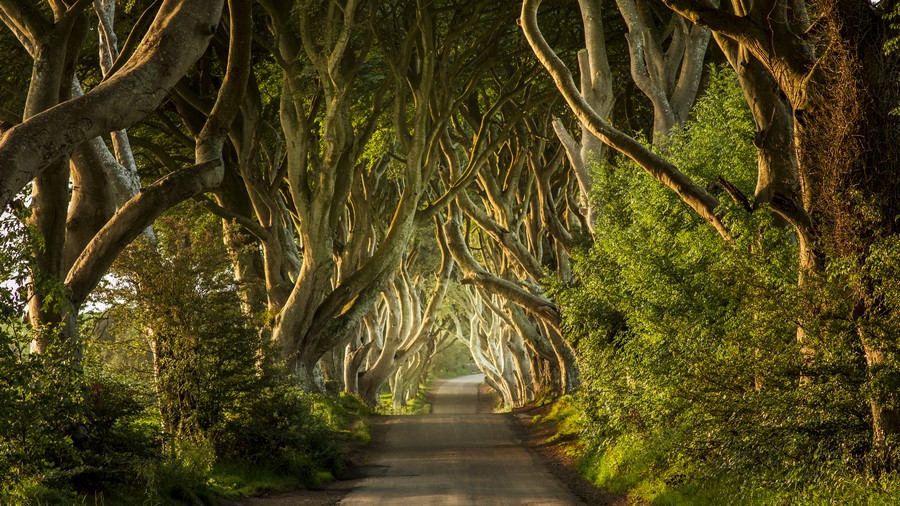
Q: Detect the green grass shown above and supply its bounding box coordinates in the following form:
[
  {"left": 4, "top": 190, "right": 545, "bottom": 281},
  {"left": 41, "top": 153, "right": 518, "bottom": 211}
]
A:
[
  {"left": 207, "top": 460, "right": 307, "bottom": 497},
  {"left": 645, "top": 467, "right": 900, "bottom": 506},
  {"left": 575, "top": 433, "right": 900, "bottom": 505},
  {"left": 532, "top": 397, "right": 900, "bottom": 505},
  {"left": 577, "top": 434, "right": 668, "bottom": 498},
  {"left": 379, "top": 382, "right": 432, "bottom": 414},
  {"left": 207, "top": 461, "right": 338, "bottom": 498},
  {"left": 583, "top": 439, "right": 900, "bottom": 505},
  {"left": 536, "top": 396, "right": 581, "bottom": 440},
  {"left": 319, "top": 392, "right": 374, "bottom": 443}
]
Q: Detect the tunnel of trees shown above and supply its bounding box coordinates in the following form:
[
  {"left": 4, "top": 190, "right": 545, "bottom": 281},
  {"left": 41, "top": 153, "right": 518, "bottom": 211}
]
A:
[{"left": 2, "top": 0, "right": 900, "bottom": 503}]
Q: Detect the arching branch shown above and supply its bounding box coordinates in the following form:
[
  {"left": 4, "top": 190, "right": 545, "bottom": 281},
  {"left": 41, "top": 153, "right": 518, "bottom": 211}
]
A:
[
  {"left": 0, "top": 0, "right": 225, "bottom": 212},
  {"left": 521, "top": 0, "right": 732, "bottom": 242}
]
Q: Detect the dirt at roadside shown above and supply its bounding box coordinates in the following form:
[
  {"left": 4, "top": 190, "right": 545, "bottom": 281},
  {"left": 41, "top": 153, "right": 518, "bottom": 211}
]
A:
[
  {"left": 234, "top": 488, "right": 346, "bottom": 506},
  {"left": 476, "top": 382, "right": 499, "bottom": 413},
  {"left": 505, "top": 403, "right": 632, "bottom": 506}
]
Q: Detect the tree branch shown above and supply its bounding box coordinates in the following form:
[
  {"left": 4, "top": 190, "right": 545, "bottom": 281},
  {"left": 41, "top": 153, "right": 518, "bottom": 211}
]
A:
[
  {"left": 66, "top": 160, "right": 223, "bottom": 308},
  {"left": 661, "top": 0, "right": 814, "bottom": 107},
  {"left": 197, "top": 195, "right": 270, "bottom": 242},
  {"left": 196, "top": 0, "right": 253, "bottom": 164},
  {"left": 658, "top": 0, "right": 755, "bottom": 39},
  {"left": 0, "top": 0, "right": 225, "bottom": 212},
  {"left": 101, "top": 0, "right": 162, "bottom": 81},
  {"left": 444, "top": 204, "right": 561, "bottom": 330},
  {"left": 521, "top": 0, "right": 731, "bottom": 242},
  {"left": 0, "top": 0, "right": 51, "bottom": 52}
]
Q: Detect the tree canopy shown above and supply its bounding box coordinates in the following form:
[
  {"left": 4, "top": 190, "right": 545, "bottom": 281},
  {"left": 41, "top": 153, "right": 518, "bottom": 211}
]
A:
[{"left": 2, "top": 0, "right": 900, "bottom": 503}]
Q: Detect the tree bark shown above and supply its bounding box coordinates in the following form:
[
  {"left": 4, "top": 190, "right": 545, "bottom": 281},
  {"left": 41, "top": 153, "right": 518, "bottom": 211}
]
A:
[
  {"left": 521, "top": 0, "right": 731, "bottom": 241},
  {"left": 0, "top": 0, "right": 226, "bottom": 211},
  {"left": 616, "top": 0, "right": 710, "bottom": 141}
]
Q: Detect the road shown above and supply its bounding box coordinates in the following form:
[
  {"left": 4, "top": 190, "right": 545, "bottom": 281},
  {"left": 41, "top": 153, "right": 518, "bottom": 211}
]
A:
[{"left": 339, "top": 374, "right": 583, "bottom": 505}]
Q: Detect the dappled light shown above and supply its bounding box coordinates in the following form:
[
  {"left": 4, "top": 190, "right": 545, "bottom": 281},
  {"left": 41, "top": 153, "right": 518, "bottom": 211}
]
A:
[{"left": 2, "top": 0, "right": 900, "bottom": 504}]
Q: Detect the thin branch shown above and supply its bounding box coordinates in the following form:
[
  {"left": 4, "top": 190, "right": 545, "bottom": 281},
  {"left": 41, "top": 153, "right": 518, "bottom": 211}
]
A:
[{"left": 715, "top": 175, "right": 752, "bottom": 212}]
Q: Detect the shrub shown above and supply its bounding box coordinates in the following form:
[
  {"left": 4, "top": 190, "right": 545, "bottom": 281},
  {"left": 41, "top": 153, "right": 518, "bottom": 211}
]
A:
[
  {"left": 213, "top": 378, "right": 344, "bottom": 485},
  {"left": 552, "top": 65, "right": 888, "bottom": 500}
]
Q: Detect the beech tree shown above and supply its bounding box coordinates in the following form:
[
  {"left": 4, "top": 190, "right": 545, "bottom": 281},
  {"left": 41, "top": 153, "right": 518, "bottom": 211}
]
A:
[
  {"left": 0, "top": 1, "right": 255, "bottom": 361},
  {"left": 523, "top": 0, "right": 900, "bottom": 458},
  {"left": 454, "top": 287, "right": 528, "bottom": 407},
  {"left": 194, "top": 0, "right": 534, "bottom": 390},
  {"left": 6, "top": 2, "right": 900, "bottom": 501},
  {"left": 352, "top": 223, "right": 454, "bottom": 404}
]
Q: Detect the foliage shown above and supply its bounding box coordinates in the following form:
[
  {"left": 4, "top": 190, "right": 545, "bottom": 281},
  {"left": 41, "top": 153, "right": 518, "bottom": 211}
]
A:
[
  {"left": 90, "top": 202, "right": 350, "bottom": 495},
  {"left": 0, "top": 210, "right": 29, "bottom": 317},
  {"left": 0, "top": 212, "right": 159, "bottom": 503},
  {"left": 0, "top": 202, "right": 369, "bottom": 502},
  {"left": 551, "top": 65, "right": 895, "bottom": 502},
  {"left": 0, "top": 213, "right": 75, "bottom": 501},
  {"left": 101, "top": 204, "right": 261, "bottom": 447},
  {"left": 379, "top": 379, "right": 435, "bottom": 415},
  {"left": 884, "top": 6, "right": 900, "bottom": 56},
  {"left": 0, "top": 337, "right": 85, "bottom": 503},
  {"left": 213, "top": 381, "right": 344, "bottom": 487},
  {"left": 429, "top": 338, "right": 477, "bottom": 378}
]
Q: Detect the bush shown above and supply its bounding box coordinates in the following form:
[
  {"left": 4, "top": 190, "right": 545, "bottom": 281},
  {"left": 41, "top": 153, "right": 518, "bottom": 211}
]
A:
[
  {"left": 0, "top": 202, "right": 360, "bottom": 502},
  {"left": 83, "top": 204, "right": 349, "bottom": 498},
  {"left": 0, "top": 336, "right": 84, "bottom": 501},
  {"left": 213, "top": 378, "right": 344, "bottom": 486},
  {"left": 553, "top": 65, "right": 889, "bottom": 501},
  {"left": 0, "top": 333, "right": 162, "bottom": 502}
]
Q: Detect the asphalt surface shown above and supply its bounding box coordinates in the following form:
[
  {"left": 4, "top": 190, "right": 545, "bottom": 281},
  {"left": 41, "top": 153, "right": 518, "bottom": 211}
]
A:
[{"left": 339, "top": 374, "right": 584, "bottom": 505}]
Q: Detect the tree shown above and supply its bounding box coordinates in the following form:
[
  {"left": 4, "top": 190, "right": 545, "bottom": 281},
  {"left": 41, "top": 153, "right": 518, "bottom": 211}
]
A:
[
  {"left": 0, "top": 1, "right": 253, "bottom": 366},
  {"left": 354, "top": 222, "right": 454, "bottom": 404},
  {"left": 523, "top": 0, "right": 900, "bottom": 461}
]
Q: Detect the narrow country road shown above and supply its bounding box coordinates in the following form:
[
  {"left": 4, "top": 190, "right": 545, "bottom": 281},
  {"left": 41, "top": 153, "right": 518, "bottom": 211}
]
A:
[{"left": 339, "top": 374, "right": 584, "bottom": 505}]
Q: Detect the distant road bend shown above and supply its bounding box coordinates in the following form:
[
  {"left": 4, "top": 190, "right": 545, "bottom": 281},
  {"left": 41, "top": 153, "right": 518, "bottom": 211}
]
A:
[{"left": 340, "top": 373, "right": 583, "bottom": 505}]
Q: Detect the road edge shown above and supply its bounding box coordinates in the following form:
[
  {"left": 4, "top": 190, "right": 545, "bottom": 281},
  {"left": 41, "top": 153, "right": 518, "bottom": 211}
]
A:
[{"left": 505, "top": 403, "right": 631, "bottom": 506}]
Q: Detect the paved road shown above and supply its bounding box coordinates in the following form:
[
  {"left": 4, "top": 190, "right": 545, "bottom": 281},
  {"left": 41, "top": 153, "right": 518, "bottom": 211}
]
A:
[{"left": 339, "top": 374, "right": 583, "bottom": 505}]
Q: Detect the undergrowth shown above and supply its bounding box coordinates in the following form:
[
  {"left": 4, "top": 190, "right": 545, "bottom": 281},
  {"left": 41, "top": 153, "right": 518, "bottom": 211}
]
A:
[
  {"left": 380, "top": 380, "right": 433, "bottom": 415},
  {"left": 539, "top": 66, "right": 900, "bottom": 505},
  {"left": 538, "top": 396, "right": 900, "bottom": 505},
  {"left": 1, "top": 386, "right": 373, "bottom": 505}
]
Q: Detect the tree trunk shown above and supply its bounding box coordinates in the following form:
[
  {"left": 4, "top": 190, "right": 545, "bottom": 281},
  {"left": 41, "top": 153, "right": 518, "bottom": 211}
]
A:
[
  {"left": 654, "top": 0, "right": 900, "bottom": 455},
  {"left": 0, "top": 0, "right": 226, "bottom": 211}
]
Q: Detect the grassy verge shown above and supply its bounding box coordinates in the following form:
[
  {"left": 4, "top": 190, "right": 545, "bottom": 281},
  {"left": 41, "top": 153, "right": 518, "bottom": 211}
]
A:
[
  {"left": 533, "top": 397, "right": 900, "bottom": 505},
  {"left": 380, "top": 381, "right": 433, "bottom": 415}
]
